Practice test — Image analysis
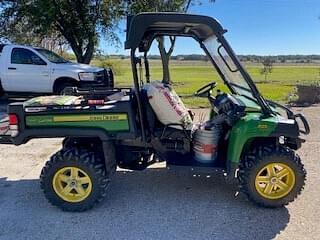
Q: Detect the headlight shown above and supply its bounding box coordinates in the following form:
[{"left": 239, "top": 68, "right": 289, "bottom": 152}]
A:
[{"left": 79, "top": 72, "right": 95, "bottom": 81}]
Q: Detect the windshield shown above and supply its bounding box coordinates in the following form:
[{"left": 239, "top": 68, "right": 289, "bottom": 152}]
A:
[
  {"left": 35, "top": 48, "right": 69, "bottom": 64},
  {"left": 203, "top": 35, "right": 254, "bottom": 99}
]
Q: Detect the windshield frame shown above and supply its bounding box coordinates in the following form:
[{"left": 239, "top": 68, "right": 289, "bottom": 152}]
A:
[
  {"left": 201, "top": 34, "right": 273, "bottom": 115},
  {"left": 35, "top": 48, "right": 69, "bottom": 64}
]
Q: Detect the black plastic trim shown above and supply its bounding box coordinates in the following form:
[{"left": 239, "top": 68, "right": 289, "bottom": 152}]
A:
[
  {"left": 11, "top": 127, "right": 137, "bottom": 145},
  {"left": 270, "top": 119, "right": 299, "bottom": 138},
  {"left": 126, "top": 13, "right": 225, "bottom": 51}
]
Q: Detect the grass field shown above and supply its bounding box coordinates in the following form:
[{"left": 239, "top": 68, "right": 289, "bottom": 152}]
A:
[{"left": 92, "top": 59, "right": 320, "bottom": 107}]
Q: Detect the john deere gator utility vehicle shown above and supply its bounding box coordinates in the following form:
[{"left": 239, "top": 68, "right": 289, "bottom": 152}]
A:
[{"left": 3, "top": 13, "right": 310, "bottom": 211}]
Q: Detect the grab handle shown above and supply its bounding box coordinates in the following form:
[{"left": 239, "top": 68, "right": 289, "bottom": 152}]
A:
[{"left": 295, "top": 113, "right": 310, "bottom": 135}]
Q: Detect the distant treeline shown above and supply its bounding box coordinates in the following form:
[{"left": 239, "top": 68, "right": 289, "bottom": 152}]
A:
[{"left": 102, "top": 54, "right": 320, "bottom": 63}]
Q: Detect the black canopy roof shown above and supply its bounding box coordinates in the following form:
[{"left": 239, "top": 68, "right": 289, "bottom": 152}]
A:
[{"left": 125, "top": 13, "right": 226, "bottom": 52}]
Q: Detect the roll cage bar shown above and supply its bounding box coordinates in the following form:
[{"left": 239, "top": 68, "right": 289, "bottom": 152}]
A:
[{"left": 126, "top": 13, "right": 273, "bottom": 143}]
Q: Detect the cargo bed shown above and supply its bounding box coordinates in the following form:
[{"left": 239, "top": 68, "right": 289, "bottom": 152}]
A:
[{"left": 7, "top": 88, "right": 139, "bottom": 145}]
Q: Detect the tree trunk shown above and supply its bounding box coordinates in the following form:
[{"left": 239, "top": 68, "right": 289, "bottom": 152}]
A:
[
  {"left": 82, "top": 39, "right": 95, "bottom": 64},
  {"left": 55, "top": 21, "right": 94, "bottom": 64},
  {"left": 156, "top": 36, "right": 176, "bottom": 84},
  {"left": 72, "top": 43, "right": 94, "bottom": 64},
  {"left": 161, "top": 54, "right": 170, "bottom": 84},
  {"left": 158, "top": 37, "right": 170, "bottom": 83}
]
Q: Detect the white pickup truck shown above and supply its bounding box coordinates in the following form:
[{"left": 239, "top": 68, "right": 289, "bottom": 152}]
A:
[{"left": 0, "top": 44, "right": 113, "bottom": 95}]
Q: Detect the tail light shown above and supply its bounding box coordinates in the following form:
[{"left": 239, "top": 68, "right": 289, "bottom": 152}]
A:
[
  {"left": 88, "top": 99, "right": 105, "bottom": 105},
  {"left": 9, "top": 114, "right": 19, "bottom": 137},
  {"left": 9, "top": 114, "right": 18, "bottom": 125}
]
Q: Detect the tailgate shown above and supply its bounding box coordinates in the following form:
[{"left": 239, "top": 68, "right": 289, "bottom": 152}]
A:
[{"left": 0, "top": 112, "right": 13, "bottom": 144}]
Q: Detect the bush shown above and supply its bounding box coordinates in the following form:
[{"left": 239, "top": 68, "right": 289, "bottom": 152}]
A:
[
  {"left": 295, "top": 84, "right": 320, "bottom": 104},
  {"left": 95, "top": 59, "right": 123, "bottom": 76}
]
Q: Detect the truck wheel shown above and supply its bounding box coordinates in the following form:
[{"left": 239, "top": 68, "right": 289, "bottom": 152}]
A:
[
  {"left": 56, "top": 82, "right": 76, "bottom": 95},
  {"left": 40, "top": 148, "right": 109, "bottom": 212},
  {"left": 238, "top": 145, "right": 306, "bottom": 208}
]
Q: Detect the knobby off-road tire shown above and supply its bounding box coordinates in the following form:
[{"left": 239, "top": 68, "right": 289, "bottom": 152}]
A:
[
  {"left": 40, "top": 148, "right": 110, "bottom": 212},
  {"left": 238, "top": 144, "right": 306, "bottom": 208}
]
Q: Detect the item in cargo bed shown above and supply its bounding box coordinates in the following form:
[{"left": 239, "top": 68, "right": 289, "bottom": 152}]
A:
[
  {"left": 24, "top": 96, "right": 83, "bottom": 107},
  {"left": 106, "top": 91, "right": 126, "bottom": 101}
]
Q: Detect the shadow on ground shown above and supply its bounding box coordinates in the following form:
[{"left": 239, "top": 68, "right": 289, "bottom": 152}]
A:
[{"left": 0, "top": 168, "right": 289, "bottom": 240}]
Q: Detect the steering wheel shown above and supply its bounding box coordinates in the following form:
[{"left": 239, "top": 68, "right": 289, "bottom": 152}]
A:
[{"left": 194, "top": 82, "right": 217, "bottom": 97}]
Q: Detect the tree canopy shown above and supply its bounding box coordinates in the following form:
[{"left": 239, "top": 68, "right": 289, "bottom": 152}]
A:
[
  {"left": 0, "top": 0, "right": 125, "bottom": 63},
  {"left": 0, "top": 0, "right": 214, "bottom": 66},
  {"left": 130, "top": 0, "right": 191, "bottom": 13}
]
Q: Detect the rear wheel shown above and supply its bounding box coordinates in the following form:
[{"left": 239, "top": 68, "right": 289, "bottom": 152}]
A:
[
  {"left": 40, "top": 148, "right": 109, "bottom": 212},
  {"left": 238, "top": 145, "right": 306, "bottom": 208}
]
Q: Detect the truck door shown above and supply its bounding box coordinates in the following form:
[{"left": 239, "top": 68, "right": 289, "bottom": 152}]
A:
[{"left": 6, "top": 47, "right": 51, "bottom": 92}]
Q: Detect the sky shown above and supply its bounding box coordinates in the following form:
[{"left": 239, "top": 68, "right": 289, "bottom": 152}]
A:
[{"left": 101, "top": 0, "right": 320, "bottom": 56}]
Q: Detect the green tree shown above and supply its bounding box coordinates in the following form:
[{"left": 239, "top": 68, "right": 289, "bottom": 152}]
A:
[
  {"left": 0, "top": 0, "right": 125, "bottom": 64},
  {"left": 129, "top": 0, "right": 214, "bottom": 83}
]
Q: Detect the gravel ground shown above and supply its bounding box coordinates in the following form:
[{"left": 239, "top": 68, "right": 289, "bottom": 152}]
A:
[{"left": 0, "top": 104, "right": 319, "bottom": 240}]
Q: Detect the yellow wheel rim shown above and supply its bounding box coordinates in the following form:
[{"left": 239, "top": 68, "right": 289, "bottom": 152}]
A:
[
  {"left": 52, "top": 167, "right": 92, "bottom": 203},
  {"left": 255, "top": 163, "right": 295, "bottom": 200}
]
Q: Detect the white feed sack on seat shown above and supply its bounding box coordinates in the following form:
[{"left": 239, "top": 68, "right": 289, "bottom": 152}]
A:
[{"left": 143, "top": 81, "right": 193, "bottom": 130}]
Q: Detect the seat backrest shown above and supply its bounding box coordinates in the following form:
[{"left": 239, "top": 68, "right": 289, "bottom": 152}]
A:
[
  {"left": 140, "top": 88, "right": 163, "bottom": 132},
  {"left": 142, "top": 81, "right": 193, "bottom": 130}
]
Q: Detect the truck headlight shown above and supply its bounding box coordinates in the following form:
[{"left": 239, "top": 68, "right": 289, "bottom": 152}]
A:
[{"left": 79, "top": 72, "right": 95, "bottom": 81}]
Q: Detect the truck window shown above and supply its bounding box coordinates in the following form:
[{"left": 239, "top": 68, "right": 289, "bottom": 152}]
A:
[{"left": 11, "top": 48, "right": 46, "bottom": 65}]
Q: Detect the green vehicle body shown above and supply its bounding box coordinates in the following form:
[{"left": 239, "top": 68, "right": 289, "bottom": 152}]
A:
[
  {"left": 227, "top": 112, "right": 276, "bottom": 163},
  {"left": 227, "top": 96, "right": 275, "bottom": 164},
  {"left": 16, "top": 94, "right": 279, "bottom": 169},
  {"left": 26, "top": 113, "right": 130, "bottom": 132},
  {"left": 25, "top": 109, "right": 276, "bottom": 166}
]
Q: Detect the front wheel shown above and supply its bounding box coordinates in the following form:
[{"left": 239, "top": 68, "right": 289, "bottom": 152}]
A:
[
  {"left": 40, "top": 148, "right": 109, "bottom": 212},
  {"left": 238, "top": 145, "right": 306, "bottom": 208},
  {"left": 56, "top": 82, "right": 76, "bottom": 95}
]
